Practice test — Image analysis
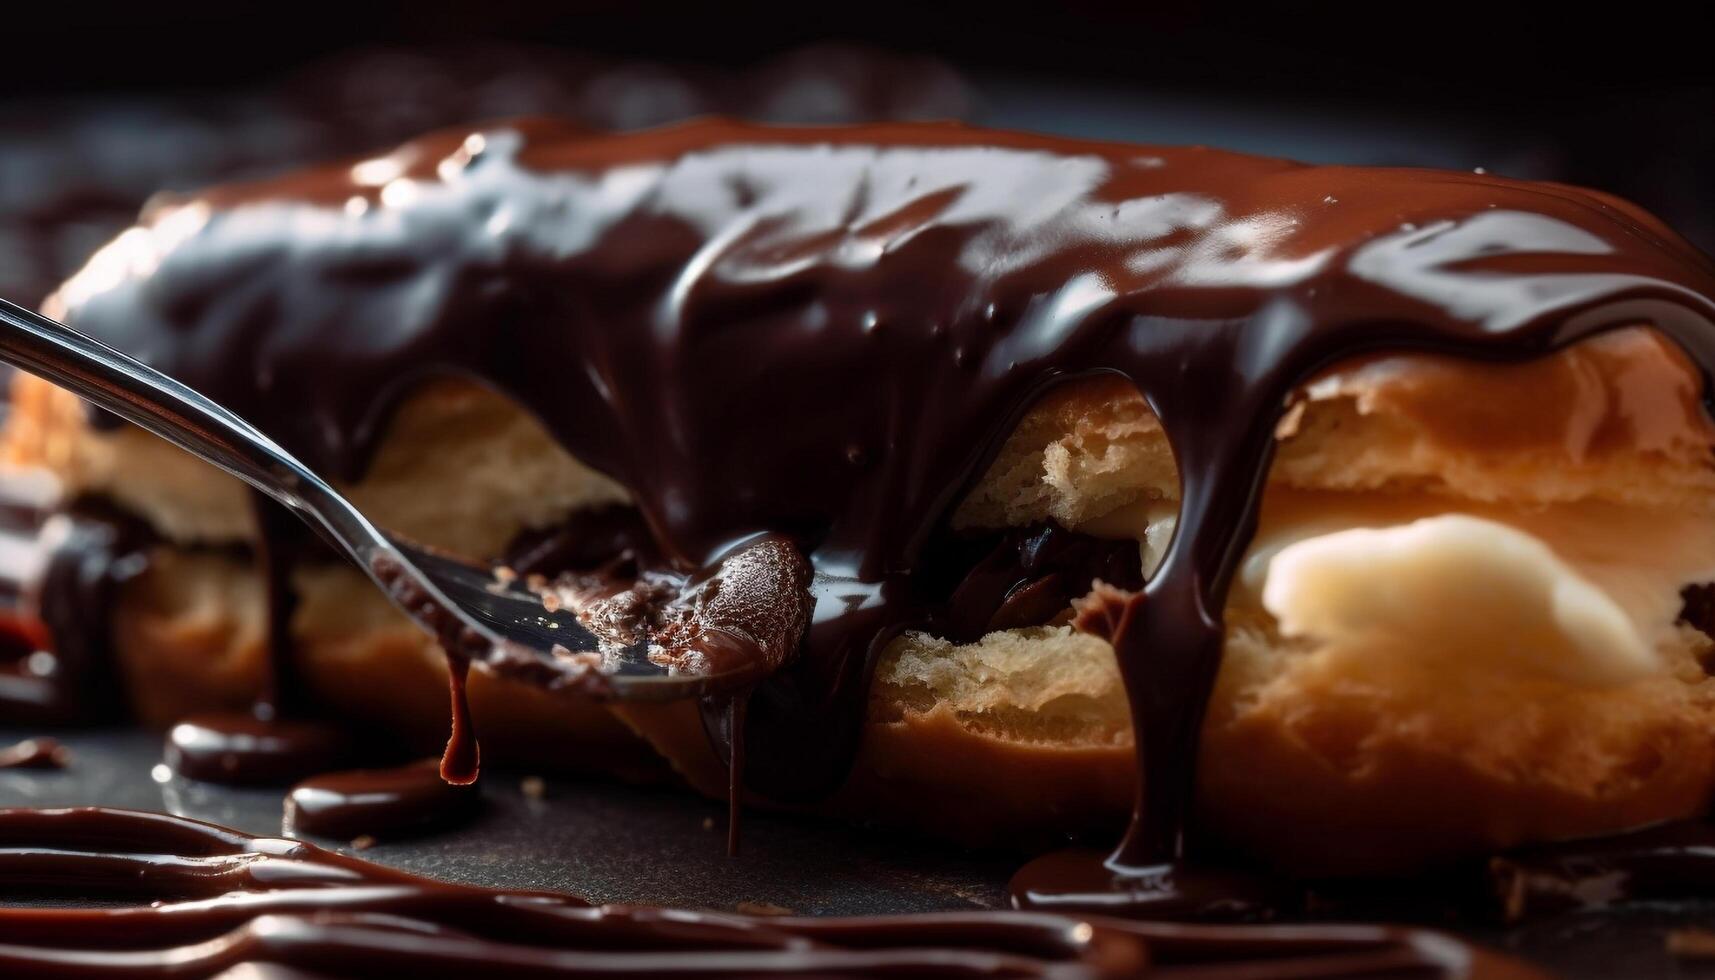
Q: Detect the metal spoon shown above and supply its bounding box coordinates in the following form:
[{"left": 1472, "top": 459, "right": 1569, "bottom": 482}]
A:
[{"left": 0, "top": 297, "right": 714, "bottom": 700}]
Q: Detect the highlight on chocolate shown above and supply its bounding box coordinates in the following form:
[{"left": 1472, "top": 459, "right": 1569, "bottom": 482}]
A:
[{"left": 0, "top": 21, "right": 1711, "bottom": 979}]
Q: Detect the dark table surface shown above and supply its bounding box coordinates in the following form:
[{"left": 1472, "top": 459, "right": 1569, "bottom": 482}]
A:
[{"left": 4, "top": 727, "right": 1715, "bottom": 978}]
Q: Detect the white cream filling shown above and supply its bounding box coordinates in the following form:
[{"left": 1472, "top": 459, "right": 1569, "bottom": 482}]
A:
[
  {"left": 1260, "top": 514, "right": 1656, "bottom": 686},
  {"left": 1083, "top": 491, "right": 1715, "bottom": 688}
]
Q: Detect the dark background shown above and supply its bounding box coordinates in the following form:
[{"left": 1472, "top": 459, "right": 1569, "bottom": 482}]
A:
[{"left": 5, "top": 4, "right": 1711, "bottom": 243}]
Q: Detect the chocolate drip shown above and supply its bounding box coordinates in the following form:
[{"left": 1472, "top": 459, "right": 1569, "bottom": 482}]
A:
[
  {"left": 284, "top": 759, "right": 480, "bottom": 840},
  {"left": 248, "top": 491, "right": 317, "bottom": 721},
  {"left": 441, "top": 656, "right": 480, "bottom": 785},
  {"left": 0, "top": 806, "right": 1540, "bottom": 978},
  {"left": 50, "top": 119, "right": 1715, "bottom": 887},
  {"left": 144, "top": 495, "right": 369, "bottom": 788},
  {"left": 371, "top": 554, "right": 486, "bottom": 785},
  {"left": 0, "top": 480, "right": 358, "bottom": 792}
]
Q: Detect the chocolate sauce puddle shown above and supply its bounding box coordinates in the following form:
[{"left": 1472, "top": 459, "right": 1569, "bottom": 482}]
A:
[
  {"left": 284, "top": 759, "right": 479, "bottom": 840},
  {"left": 42, "top": 118, "right": 1715, "bottom": 907},
  {"left": 0, "top": 806, "right": 1542, "bottom": 978}
]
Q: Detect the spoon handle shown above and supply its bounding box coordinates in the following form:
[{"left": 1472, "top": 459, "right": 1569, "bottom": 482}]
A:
[{"left": 0, "top": 297, "right": 389, "bottom": 568}]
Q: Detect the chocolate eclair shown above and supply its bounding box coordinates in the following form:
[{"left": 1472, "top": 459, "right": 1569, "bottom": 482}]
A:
[{"left": 5, "top": 117, "right": 1715, "bottom": 879}]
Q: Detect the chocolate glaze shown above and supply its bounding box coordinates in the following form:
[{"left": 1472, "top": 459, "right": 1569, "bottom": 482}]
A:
[
  {"left": 0, "top": 806, "right": 1541, "bottom": 978},
  {"left": 284, "top": 759, "right": 479, "bottom": 840},
  {"left": 47, "top": 119, "right": 1715, "bottom": 894},
  {"left": 440, "top": 657, "right": 480, "bottom": 786},
  {"left": 164, "top": 713, "right": 350, "bottom": 786}
]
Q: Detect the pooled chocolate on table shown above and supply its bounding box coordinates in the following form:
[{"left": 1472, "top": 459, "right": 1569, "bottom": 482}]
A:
[{"left": 0, "top": 806, "right": 1543, "bottom": 978}]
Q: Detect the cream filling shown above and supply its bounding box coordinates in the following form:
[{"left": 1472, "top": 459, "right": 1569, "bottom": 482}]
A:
[
  {"left": 1083, "top": 491, "right": 1715, "bottom": 687},
  {"left": 1260, "top": 513, "right": 1660, "bottom": 686}
]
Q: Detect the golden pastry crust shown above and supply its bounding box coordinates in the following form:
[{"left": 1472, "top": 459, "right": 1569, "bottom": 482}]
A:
[{"left": 11, "top": 324, "right": 1715, "bottom": 874}]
